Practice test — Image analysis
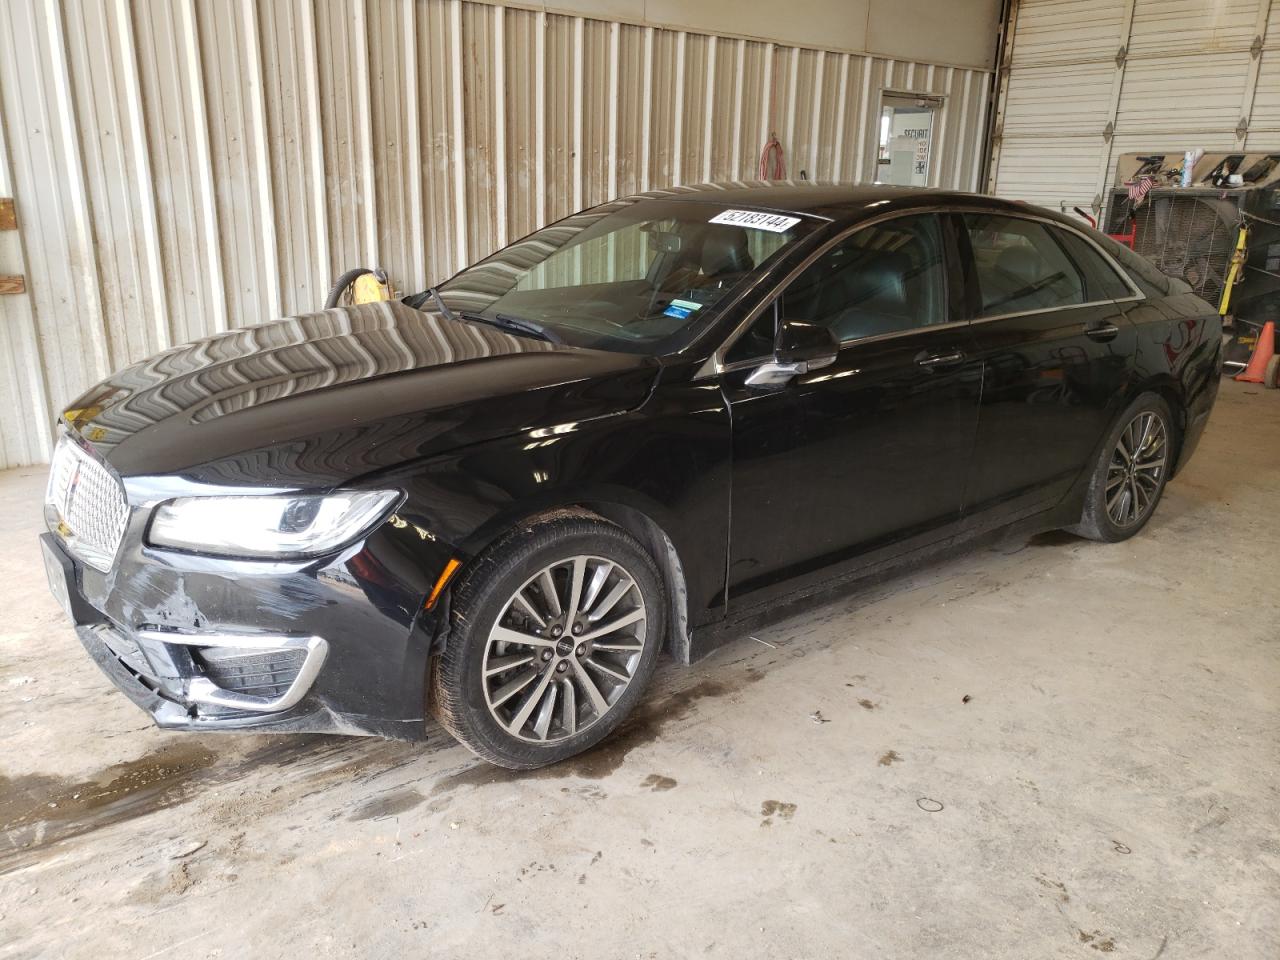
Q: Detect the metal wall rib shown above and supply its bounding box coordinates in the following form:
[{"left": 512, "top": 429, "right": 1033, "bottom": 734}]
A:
[{"left": 0, "top": 0, "right": 993, "bottom": 468}]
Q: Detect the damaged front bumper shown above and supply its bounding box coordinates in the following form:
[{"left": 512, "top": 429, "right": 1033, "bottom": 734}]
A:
[
  {"left": 75, "top": 621, "right": 331, "bottom": 733},
  {"left": 41, "top": 527, "right": 437, "bottom": 740},
  {"left": 81, "top": 620, "right": 327, "bottom": 718}
]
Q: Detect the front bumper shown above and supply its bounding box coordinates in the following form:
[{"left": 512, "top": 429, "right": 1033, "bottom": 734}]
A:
[
  {"left": 78, "top": 618, "right": 327, "bottom": 716},
  {"left": 41, "top": 525, "right": 437, "bottom": 740}
]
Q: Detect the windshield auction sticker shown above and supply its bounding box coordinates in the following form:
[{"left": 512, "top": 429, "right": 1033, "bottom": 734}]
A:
[
  {"left": 662, "top": 298, "right": 704, "bottom": 320},
  {"left": 709, "top": 209, "right": 802, "bottom": 233}
]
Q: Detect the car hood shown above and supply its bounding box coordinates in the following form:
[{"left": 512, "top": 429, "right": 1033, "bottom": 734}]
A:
[{"left": 63, "top": 300, "right": 660, "bottom": 491}]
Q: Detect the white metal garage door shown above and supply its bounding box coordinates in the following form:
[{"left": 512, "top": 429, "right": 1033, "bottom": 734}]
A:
[{"left": 990, "top": 0, "right": 1280, "bottom": 217}]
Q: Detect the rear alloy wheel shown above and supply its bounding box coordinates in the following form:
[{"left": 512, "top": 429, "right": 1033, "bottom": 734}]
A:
[
  {"left": 1070, "top": 392, "right": 1175, "bottom": 542},
  {"left": 431, "top": 514, "right": 664, "bottom": 769},
  {"left": 1105, "top": 410, "right": 1168, "bottom": 528}
]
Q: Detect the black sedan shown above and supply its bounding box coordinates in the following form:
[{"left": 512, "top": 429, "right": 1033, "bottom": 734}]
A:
[{"left": 42, "top": 183, "right": 1221, "bottom": 768}]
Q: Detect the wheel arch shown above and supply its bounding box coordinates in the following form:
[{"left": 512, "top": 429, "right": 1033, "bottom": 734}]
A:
[
  {"left": 1127, "top": 375, "right": 1188, "bottom": 469},
  {"left": 582, "top": 501, "right": 692, "bottom": 665},
  {"left": 445, "top": 497, "right": 694, "bottom": 665}
]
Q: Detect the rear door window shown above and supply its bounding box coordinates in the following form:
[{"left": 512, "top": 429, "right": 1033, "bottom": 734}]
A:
[
  {"left": 1052, "top": 227, "right": 1135, "bottom": 301},
  {"left": 963, "top": 213, "right": 1086, "bottom": 317}
]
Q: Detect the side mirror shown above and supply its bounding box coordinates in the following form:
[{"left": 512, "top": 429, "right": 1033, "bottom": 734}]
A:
[
  {"left": 745, "top": 320, "right": 839, "bottom": 387},
  {"left": 776, "top": 320, "right": 839, "bottom": 364}
]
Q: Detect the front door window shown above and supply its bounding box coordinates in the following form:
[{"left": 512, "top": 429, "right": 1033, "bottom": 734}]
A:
[{"left": 781, "top": 214, "right": 948, "bottom": 343}]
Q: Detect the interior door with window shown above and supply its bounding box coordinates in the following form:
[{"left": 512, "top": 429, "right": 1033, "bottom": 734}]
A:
[
  {"left": 877, "top": 95, "right": 941, "bottom": 186},
  {"left": 957, "top": 212, "right": 1137, "bottom": 528},
  {"left": 722, "top": 213, "right": 983, "bottom": 601}
]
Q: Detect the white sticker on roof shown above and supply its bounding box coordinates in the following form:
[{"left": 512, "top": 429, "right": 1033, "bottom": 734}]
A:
[{"left": 708, "top": 209, "right": 802, "bottom": 233}]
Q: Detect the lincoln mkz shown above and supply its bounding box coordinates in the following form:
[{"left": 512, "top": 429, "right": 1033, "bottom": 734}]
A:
[{"left": 41, "top": 183, "right": 1221, "bottom": 768}]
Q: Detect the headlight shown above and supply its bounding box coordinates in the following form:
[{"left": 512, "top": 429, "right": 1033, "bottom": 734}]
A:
[{"left": 148, "top": 490, "right": 400, "bottom": 559}]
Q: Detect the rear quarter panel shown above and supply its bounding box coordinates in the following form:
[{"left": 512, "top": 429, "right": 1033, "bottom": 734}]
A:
[{"left": 1120, "top": 289, "right": 1222, "bottom": 472}]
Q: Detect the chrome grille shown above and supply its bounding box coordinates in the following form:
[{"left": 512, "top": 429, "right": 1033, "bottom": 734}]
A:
[{"left": 45, "top": 432, "right": 130, "bottom": 572}]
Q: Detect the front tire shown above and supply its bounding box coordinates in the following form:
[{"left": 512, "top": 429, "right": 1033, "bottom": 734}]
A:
[
  {"left": 430, "top": 513, "right": 665, "bottom": 769},
  {"left": 1069, "top": 391, "right": 1175, "bottom": 542}
]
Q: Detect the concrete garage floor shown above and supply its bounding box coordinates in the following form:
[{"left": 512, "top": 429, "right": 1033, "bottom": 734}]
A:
[{"left": 1, "top": 380, "right": 1277, "bottom": 960}]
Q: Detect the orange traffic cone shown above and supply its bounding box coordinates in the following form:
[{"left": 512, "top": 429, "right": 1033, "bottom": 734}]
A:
[{"left": 1235, "top": 320, "right": 1276, "bottom": 383}]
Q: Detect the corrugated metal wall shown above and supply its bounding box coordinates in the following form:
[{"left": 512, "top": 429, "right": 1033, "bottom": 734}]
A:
[
  {"left": 0, "top": 0, "right": 993, "bottom": 469},
  {"left": 990, "top": 0, "right": 1280, "bottom": 211}
]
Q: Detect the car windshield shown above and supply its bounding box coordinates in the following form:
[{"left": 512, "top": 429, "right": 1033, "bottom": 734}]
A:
[{"left": 434, "top": 198, "right": 819, "bottom": 354}]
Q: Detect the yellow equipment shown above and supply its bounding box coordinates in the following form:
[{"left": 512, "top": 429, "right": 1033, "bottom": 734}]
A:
[
  {"left": 324, "top": 267, "right": 393, "bottom": 309},
  {"left": 1218, "top": 224, "right": 1248, "bottom": 317},
  {"left": 352, "top": 271, "right": 392, "bottom": 304}
]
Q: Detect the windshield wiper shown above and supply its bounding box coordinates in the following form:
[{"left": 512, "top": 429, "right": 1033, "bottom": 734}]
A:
[
  {"left": 460, "top": 312, "right": 561, "bottom": 344},
  {"left": 427, "top": 286, "right": 457, "bottom": 322}
]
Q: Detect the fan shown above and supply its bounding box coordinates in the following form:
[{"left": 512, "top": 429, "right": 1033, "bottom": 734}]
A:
[{"left": 1132, "top": 195, "right": 1238, "bottom": 305}]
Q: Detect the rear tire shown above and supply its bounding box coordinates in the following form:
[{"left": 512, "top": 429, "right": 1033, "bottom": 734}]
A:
[
  {"left": 1264, "top": 354, "right": 1280, "bottom": 389},
  {"left": 1069, "top": 391, "right": 1175, "bottom": 543},
  {"left": 430, "top": 512, "right": 665, "bottom": 769}
]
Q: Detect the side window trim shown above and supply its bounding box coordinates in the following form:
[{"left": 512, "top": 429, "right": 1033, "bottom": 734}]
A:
[
  {"left": 721, "top": 297, "right": 779, "bottom": 367},
  {"left": 1058, "top": 223, "right": 1144, "bottom": 302},
  {"left": 706, "top": 206, "right": 1145, "bottom": 377},
  {"left": 725, "top": 212, "right": 957, "bottom": 367},
  {"left": 784, "top": 212, "right": 950, "bottom": 346},
  {"left": 960, "top": 214, "right": 1145, "bottom": 325},
  {"left": 962, "top": 212, "right": 1089, "bottom": 317},
  {"left": 1045, "top": 224, "right": 1096, "bottom": 302},
  {"left": 944, "top": 211, "right": 983, "bottom": 322},
  {"left": 1048, "top": 222, "right": 1141, "bottom": 303},
  {"left": 936, "top": 212, "right": 961, "bottom": 325}
]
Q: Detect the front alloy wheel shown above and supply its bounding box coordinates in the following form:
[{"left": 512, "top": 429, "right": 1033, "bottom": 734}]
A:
[
  {"left": 431, "top": 513, "right": 664, "bottom": 769},
  {"left": 482, "top": 555, "right": 647, "bottom": 743}
]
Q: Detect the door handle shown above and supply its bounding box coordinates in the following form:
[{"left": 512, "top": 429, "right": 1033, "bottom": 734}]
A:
[
  {"left": 1086, "top": 322, "right": 1120, "bottom": 342},
  {"left": 915, "top": 349, "right": 965, "bottom": 369}
]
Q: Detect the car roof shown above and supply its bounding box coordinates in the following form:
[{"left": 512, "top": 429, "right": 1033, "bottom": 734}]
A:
[{"left": 626, "top": 180, "right": 1049, "bottom": 227}]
